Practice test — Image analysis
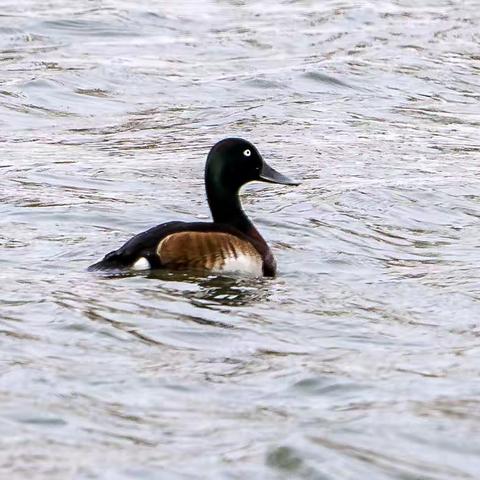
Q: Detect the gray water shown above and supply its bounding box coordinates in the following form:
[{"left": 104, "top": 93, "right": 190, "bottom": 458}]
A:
[{"left": 1, "top": 1, "right": 480, "bottom": 478}]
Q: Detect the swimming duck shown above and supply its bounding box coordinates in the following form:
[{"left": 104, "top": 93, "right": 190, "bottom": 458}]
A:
[{"left": 88, "top": 138, "right": 299, "bottom": 277}]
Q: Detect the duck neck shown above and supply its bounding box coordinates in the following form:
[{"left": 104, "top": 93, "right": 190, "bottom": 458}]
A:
[{"left": 206, "top": 182, "right": 254, "bottom": 234}]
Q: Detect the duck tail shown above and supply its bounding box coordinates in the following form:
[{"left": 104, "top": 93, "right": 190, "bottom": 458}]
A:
[{"left": 87, "top": 250, "right": 130, "bottom": 271}]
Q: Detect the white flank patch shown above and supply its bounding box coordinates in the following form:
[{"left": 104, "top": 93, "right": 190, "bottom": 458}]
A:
[
  {"left": 218, "top": 253, "right": 263, "bottom": 277},
  {"left": 131, "top": 257, "right": 151, "bottom": 271}
]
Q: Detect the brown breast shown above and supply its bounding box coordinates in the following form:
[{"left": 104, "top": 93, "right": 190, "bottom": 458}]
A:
[{"left": 156, "top": 231, "right": 263, "bottom": 274}]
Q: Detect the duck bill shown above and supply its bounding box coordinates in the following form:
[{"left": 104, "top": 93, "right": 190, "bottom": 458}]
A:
[{"left": 259, "top": 162, "right": 300, "bottom": 186}]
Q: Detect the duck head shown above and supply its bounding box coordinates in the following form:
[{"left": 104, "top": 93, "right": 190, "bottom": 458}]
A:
[{"left": 205, "top": 138, "right": 300, "bottom": 192}]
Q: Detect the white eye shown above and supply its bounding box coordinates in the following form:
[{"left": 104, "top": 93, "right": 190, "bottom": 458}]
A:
[{"left": 243, "top": 149, "right": 251, "bottom": 157}]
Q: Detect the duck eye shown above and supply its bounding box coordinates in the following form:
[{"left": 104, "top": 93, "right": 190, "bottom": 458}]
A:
[{"left": 243, "top": 149, "right": 251, "bottom": 157}]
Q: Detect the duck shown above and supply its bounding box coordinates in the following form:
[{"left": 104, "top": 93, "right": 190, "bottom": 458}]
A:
[{"left": 88, "top": 138, "right": 299, "bottom": 277}]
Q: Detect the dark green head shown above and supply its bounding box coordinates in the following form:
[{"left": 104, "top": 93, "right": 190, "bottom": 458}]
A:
[{"left": 205, "top": 138, "right": 299, "bottom": 192}]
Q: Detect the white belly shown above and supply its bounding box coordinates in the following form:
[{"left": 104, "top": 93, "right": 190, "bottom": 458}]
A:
[{"left": 216, "top": 253, "right": 263, "bottom": 277}]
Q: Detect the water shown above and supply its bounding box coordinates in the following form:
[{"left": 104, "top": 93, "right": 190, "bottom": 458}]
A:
[{"left": 1, "top": 1, "right": 480, "bottom": 478}]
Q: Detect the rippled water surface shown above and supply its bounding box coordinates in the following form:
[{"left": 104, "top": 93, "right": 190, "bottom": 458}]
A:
[{"left": 2, "top": 1, "right": 480, "bottom": 478}]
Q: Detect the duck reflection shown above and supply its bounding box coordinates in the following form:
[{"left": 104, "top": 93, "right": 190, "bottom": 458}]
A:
[
  {"left": 80, "top": 269, "right": 271, "bottom": 345},
  {"left": 92, "top": 268, "right": 271, "bottom": 307},
  {"left": 147, "top": 270, "right": 271, "bottom": 307}
]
